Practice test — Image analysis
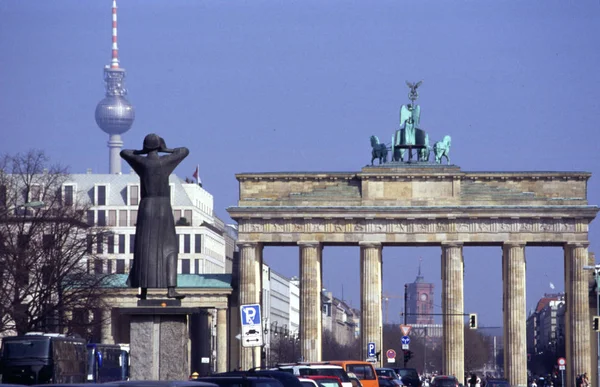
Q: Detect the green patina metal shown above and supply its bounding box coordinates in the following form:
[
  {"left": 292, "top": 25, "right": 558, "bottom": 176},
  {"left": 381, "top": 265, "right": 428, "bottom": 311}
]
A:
[
  {"left": 370, "top": 81, "right": 452, "bottom": 165},
  {"left": 101, "top": 274, "right": 232, "bottom": 289}
]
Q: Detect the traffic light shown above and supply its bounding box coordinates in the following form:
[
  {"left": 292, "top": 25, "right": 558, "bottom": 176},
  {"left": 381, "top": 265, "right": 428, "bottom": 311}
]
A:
[
  {"left": 469, "top": 313, "right": 477, "bottom": 329},
  {"left": 403, "top": 350, "right": 413, "bottom": 363},
  {"left": 593, "top": 316, "right": 600, "bottom": 332}
]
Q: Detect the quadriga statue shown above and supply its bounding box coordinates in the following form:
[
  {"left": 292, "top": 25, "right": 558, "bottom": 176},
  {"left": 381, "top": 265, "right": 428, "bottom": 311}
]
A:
[{"left": 433, "top": 135, "right": 451, "bottom": 165}]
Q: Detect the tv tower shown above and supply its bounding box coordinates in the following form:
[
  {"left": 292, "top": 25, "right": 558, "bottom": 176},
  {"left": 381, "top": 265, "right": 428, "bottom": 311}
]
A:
[{"left": 95, "top": 0, "right": 135, "bottom": 174}]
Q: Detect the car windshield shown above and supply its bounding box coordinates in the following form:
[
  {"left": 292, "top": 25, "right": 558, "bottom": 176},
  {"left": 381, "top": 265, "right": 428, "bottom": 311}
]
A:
[
  {"left": 377, "top": 370, "right": 396, "bottom": 378},
  {"left": 398, "top": 370, "right": 418, "bottom": 379}
]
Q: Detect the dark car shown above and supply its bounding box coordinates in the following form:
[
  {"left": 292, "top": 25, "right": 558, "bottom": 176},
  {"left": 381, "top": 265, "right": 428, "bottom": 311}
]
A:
[
  {"left": 484, "top": 379, "right": 510, "bottom": 387},
  {"left": 430, "top": 375, "right": 459, "bottom": 387},
  {"left": 215, "top": 370, "right": 304, "bottom": 387},
  {"left": 392, "top": 368, "right": 421, "bottom": 387},
  {"left": 196, "top": 376, "right": 284, "bottom": 387},
  {"left": 377, "top": 376, "right": 401, "bottom": 387}
]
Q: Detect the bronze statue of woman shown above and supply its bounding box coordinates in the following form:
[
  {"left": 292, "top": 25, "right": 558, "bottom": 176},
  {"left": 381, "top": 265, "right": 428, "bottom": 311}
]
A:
[{"left": 120, "top": 134, "right": 189, "bottom": 299}]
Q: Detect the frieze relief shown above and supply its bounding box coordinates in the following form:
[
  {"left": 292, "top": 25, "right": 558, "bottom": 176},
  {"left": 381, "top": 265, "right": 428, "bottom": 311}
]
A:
[{"left": 239, "top": 218, "right": 581, "bottom": 234}]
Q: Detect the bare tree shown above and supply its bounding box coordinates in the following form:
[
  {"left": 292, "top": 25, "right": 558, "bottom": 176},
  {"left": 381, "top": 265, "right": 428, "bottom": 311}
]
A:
[
  {"left": 464, "top": 326, "right": 491, "bottom": 373},
  {"left": 0, "top": 150, "right": 110, "bottom": 338}
]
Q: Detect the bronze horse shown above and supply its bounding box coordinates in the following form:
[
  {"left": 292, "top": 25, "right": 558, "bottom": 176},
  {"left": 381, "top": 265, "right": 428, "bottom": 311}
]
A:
[{"left": 370, "top": 135, "right": 388, "bottom": 165}]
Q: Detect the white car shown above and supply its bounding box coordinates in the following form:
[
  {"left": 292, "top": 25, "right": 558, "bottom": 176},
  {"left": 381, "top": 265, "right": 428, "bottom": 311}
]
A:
[{"left": 274, "top": 364, "right": 352, "bottom": 387}]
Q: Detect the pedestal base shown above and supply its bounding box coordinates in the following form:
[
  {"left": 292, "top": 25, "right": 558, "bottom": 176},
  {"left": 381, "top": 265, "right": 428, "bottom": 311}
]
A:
[{"left": 129, "top": 312, "right": 189, "bottom": 380}]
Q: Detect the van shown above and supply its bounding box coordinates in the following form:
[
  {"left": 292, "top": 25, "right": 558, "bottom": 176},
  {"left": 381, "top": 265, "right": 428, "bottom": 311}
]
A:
[{"left": 327, "top": 361, "right": 378, "bottom": 387}]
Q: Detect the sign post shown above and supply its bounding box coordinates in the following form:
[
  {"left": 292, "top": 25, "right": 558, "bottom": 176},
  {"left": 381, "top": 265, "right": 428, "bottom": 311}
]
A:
[
  {"left": 240, "top": 304, "right": 263, "bottom": 348},
  {"left": 557, "top": 357, "right": 566, "bottom": 387}
]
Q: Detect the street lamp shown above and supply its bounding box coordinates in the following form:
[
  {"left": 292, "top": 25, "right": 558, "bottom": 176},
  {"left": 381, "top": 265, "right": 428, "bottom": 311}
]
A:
[
  {"left": 583, "top": 264, "right": 600, "bottom": 387},
  {"left": 0, "top": 201, "right": 45, "bottom": 217}
]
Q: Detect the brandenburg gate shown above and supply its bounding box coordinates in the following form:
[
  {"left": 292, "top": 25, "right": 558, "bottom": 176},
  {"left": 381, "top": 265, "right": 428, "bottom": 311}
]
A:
[{"left": 228, "top": 164, "right": 598, "bottom": 387}]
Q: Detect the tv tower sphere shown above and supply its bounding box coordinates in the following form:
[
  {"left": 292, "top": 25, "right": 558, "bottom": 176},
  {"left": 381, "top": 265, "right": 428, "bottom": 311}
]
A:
[{"left": 95, "top": 75, "right": 135, "bottom": 135}]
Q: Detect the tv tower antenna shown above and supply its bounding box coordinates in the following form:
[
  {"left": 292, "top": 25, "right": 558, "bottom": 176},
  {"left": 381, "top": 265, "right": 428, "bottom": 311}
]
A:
[{"left": 95, "top": 0, "right": 135, "bottom": 174}]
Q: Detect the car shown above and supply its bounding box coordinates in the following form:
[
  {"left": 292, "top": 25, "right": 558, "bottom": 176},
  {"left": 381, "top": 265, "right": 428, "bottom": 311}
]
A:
[
  {"left": 220, "top": 369, "right": 304, "bottom": 387},
  {"left": 302, "top": 375, "right": 344, "bottom": 387},
  {"left": 327, "top": 361, "right": 379, "bottom": 387},
  {"left": 430, "top": 376, "right": 460, "bottom": 387},
  {"left": 299, "top": 378, "right": 321, "bottom": 387},
  {"left": 392, "top": 369, "right": 421, "bottom": 387},
  {"left": 274, "top": 363, "right": 352, "bottom": 387},
  {"left": 483, "top": 378, "right": 510, "bottom": 387},
  {"left": 346, "top": 372, "right": 364, "bottom": 387},
  {"left": 377, "top": 376, "right": 402, "bottom": 387},
  {"left": 375, "top": 369, "right": 400, "bottom": 380},
  {"left": 195, "top": 376, "right": 284, "bottom": 387}
]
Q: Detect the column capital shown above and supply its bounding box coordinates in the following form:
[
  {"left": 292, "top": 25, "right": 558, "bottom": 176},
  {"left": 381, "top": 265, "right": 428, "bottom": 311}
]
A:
[
  {"left": 503, "top": 241, "right": 526, "bottom": 248},
  {"left": 565, "top": 241, "right": 590, "bottom": 248},
  {"left": 359, "top": 241, "right": 382, "bottom": 248},
  {"left": 297, "top": 241, "right": 321, "bottom": 247},
  {"left": 237, "top": 241, "right": 260, "bottom": 248},
  {"left": 441, "top": 241, "right": 464, "bottom": 248}
]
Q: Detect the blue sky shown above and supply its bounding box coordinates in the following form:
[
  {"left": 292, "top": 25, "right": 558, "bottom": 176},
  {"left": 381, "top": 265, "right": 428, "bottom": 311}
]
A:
[{"left": 1, "top": 0, "right": 599, "bottom": 326}]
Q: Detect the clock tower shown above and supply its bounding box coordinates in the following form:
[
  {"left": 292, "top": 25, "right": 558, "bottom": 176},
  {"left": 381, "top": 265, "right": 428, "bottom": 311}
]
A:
[{"left": 406, "top": 259, "right": 434, "bottom": 324}]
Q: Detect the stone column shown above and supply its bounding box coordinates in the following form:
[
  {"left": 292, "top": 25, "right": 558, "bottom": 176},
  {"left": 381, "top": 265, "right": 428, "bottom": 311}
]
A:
[
  {"left": 238, "top": 242, "right": 263, "bottom": 370},
  {"left": 564, "top": 242, "right": 591, "bottom": 387},
  {"left": 502, "top": 242, "right": 527, "bottom": 387},
  {"left": 360, "top": 241, "right": 383, "bottom": 367},
  {"left": 216, "top": 308, "right": 228, "bottom": 373},
  {"left": 299, "top": 241, "right": 322, "bottom": 362},
  {"left": 441, "top": 242, "right": 464, "bottom": 379},
  {"left": 100, "top": 308, "right": 114, "bottom": 344}
]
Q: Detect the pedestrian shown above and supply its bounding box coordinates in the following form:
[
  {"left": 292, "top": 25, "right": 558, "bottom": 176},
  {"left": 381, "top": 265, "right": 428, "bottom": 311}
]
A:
[
  {"left": 582, "top": 372, "right": 590, "bottom": 387},
  {"left": 530, "top": 379, "right": 537, "bottom": 387}
]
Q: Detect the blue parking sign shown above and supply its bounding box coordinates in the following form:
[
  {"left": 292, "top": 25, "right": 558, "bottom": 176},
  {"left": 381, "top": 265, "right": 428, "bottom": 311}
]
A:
[
  {"left": 367, "top": 342, "right": 376, "bottom": 358},
  {"left": 240, "top": 304, "right": 261, "bottom": 326}
]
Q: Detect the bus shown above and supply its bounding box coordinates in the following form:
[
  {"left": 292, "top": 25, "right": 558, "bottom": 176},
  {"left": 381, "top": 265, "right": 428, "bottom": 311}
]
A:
[
  {"left": 0, "top": 333, "right": 87, "bottom": 385},
  {"left": 86, "top": 343, "right": 129, "bottom": 382}
]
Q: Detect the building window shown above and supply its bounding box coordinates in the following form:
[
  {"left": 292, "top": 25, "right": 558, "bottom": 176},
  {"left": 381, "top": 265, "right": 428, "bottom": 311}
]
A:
[
  {"left": 130, "top": 210, "right": 137, "bottom": 227},
  {"left": 183, "top": 234, "right": 190, "bottom": 254},
  {"left": 118, "top": 235, "right": 125, "bottom": 254},
  {"left": 42, "top": 234, "right": 55, "bottom": 252},
  {"left": 63, "top": 185, "right": 74, "bottom": 206},
  {"left": 194, "top": 259, "right": 200, "bottom": 274},
  {"left": 107, "top": 235, "right": 115, "bottom": 254},
  {"left": 195, "top": 234, "right": 202, "bottom": 253},
  {"left": 96, "top": 185, "right": 106, "bottom": 206},
  {"left": 0, "top": 185, "right": 7, "bottom": 207},
  {"left": 106, "top": 259, "right": 112, "bottom": 274},
  {"left": 108, "top": 210, "right": 117, "bottom": 227},
  {"left": 181, "top": 259, "right": 190, "bottom": 274},
  {"left": 129, "top": 234, "right": 135, "bottom": 254},
  {"left": 97, "top": 210, "right": 106, "bottom": 227},
  {"left": 87, "top": 210, "right": 95, "bottom": 226},
  {"left": 129, "top": 185, "right": 139, "bottom": 206},
  {"left": 94, "top": 260, "right": 103, "bottom": 274},
  {"left": 119, "top": 210, "right": 127, "bottom": 227},
  {"left": 97, "top": 234, "right": 104, "bottom": 254},
  {"left": 30, "top": 185, "right": 42, "bottom": 202},
  {"left": 86, "top": 235, "right": 93, "bottom": 253},
  {"left": 116, "top": 259, "right": 125, "bottom": 274},
  {"left": 173, "top": 210, "right": 182, "bottom": 224},
  {"left": 184, "top": 210, "right": 192, "bottom": 225}
]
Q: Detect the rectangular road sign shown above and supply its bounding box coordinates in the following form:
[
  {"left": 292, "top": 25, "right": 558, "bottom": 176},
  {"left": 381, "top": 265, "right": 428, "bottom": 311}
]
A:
[
  {"left": 367, "top": 342, "right": 376, "bottom": 358},
  {"left": 402, "top": 344, "right": 409, "bottom": 350},
  {"left": 240, "top": 304, "right": 263, "bottom": 347}
]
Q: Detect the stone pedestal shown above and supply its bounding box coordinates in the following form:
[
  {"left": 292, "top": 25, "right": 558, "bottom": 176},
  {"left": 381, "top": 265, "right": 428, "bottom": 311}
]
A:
[{"left": 122, "top": 302, "right": 195, "bottom": 381}]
